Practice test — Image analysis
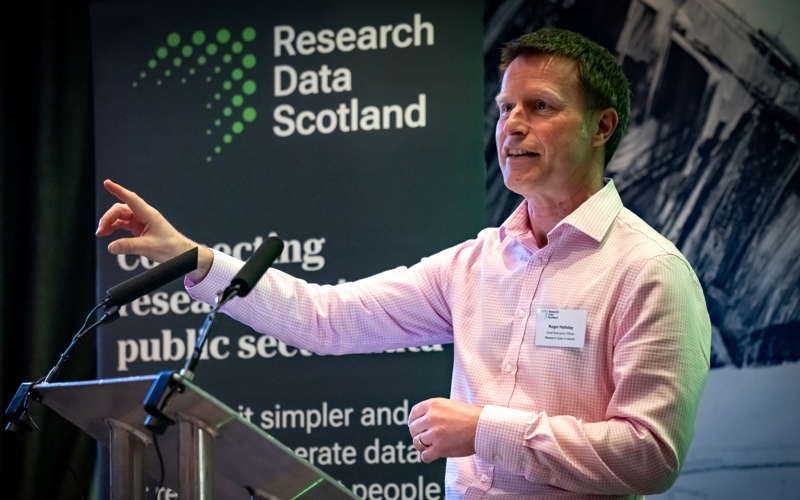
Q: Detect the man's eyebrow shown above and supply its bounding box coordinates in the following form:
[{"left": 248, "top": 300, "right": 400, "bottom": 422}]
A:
[{"left": 494, "top": 93, "right": 510, "bottom": 103}]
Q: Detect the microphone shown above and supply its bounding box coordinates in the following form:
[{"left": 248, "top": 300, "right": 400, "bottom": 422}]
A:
[
  {"left": 106, "top": 247, "right": 199, "bottom": 307},
  {"left": 223, "top": 236, "right": 284, "bottom": 300},
  {"left": 171, "top": 237, "right": 283, "bottom": 388}
]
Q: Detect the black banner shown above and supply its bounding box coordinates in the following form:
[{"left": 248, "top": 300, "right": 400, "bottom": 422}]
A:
[{"left": 92, "top": 0, "right": 484, "bottom": 495}]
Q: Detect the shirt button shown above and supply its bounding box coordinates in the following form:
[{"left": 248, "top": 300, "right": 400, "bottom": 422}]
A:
[
  {"left": 517, "top": 309, "right": 526, "bottom": 318},
  {"left": 480, "top": 473, "right": 489, "bottom": 482},
  {"left": 505, "top": 364, "right": 513, "bottom": 373}
]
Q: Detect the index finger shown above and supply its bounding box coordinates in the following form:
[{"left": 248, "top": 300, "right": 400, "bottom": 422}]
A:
[{"left": 104, "top": 179, "right": 157, "bottom": 221}]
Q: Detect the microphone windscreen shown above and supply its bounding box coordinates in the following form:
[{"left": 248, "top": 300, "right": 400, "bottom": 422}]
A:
[
  {"left": 230, "top": 236, "right": 284, "bottom": 297},
  {"left": 106, "top": 247, "right": 199, "bottom": 306}
]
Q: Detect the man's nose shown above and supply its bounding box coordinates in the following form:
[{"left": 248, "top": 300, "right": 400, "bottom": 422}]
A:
[{"left": 502, "top": 107, "right": 527, "bottom": 135}]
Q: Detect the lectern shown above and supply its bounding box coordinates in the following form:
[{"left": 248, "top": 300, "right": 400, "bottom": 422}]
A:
[{"left": 34, "top": 374, "right": 359, "bottom": 500}]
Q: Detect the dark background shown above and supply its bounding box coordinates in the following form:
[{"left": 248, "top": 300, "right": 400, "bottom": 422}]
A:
[{"left": 1, "top": 1, "right": 98, "bottom": 499}]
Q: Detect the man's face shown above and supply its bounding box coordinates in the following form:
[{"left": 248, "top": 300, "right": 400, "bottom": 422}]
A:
[{"left": 495, "top": 54, "right": 600, "bottom": 200}]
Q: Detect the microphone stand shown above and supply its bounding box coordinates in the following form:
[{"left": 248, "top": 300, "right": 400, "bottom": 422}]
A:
[
  {"left": 4, "top": 247, "right": 198, "bottom": 433},
  {"left": 3, "top": 300, "right": 120, "bottom": 433},
  {"left": 44, "top": 300, "right": 121, "bottom": 384},
  {"left": 143, "top": 285, "right": 242, "bottom": 434}
]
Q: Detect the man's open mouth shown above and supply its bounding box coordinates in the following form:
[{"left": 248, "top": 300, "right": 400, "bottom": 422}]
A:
[{"left": 507, "top": 148, "right": 539, "bottom": 157}]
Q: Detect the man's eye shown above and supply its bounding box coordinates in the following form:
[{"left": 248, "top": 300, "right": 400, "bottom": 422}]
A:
[
  {"left": 536, "top": 101, "right": 547, "bottom": 110},
  {"left": 500, "top": 103, "right": 513, "bottom": 113}
]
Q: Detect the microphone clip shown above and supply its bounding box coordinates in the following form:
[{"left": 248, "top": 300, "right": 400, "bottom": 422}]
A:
[
  {"left": 219, "top": 284, "right": 242, "bottom": 305},
  {"left": 4, "top": 382, "right": 42, "bottom": 433},
  {"left": 143, "top": 370, "right": 185, "bottom": 435}
]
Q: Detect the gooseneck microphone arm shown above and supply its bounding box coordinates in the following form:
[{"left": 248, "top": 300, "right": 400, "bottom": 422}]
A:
[
  {"left": 4, "top": 302, "right": 119, "bottom": 433},
  {"left": 43, "top": 246, "right": 200, "bottom": 384},
  {"left": 42, "top": 301, "right": 119, "bottom": 385},
  {"left": 179, "top": 236, "right": 284, "bottom": 381},
  {"left": 145, "top": 237, "right": 284, "bottom": 435},
  {"left": 4, "top": 247, "right": 199, "bottom": 433}
]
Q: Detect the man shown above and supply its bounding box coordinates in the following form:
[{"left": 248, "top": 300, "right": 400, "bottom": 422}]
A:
[{"left": 97, "top": 28, "right": 710, "bottom": 499}]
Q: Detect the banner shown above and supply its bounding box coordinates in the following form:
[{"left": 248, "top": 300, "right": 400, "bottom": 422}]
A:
[{"left": 91, "top": 0, "right": 484, "bottom": 496}]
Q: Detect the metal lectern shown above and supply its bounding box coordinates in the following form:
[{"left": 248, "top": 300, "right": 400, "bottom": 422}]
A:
[{"left": 34, "top": 374, "right": 358, "bottom": 500}]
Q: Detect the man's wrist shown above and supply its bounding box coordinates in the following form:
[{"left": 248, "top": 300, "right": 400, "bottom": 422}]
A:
[
  {"left": 475, "top": 405, "right": 531, "bottom": 469},
  {"left": 187, "top": 245, "right": 214, "bottom": 283}
]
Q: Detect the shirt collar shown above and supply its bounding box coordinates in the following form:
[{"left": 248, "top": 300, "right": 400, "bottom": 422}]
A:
[{"left": 499, "top": 179, "right": 623, "bottom": 246}]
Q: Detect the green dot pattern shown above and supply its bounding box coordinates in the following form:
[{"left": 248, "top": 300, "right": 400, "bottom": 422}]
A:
[{"left": 140, "top": 27, "right": 258, "bottom": 161}]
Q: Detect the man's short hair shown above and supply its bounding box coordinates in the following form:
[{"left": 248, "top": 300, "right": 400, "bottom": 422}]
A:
[{"left": 500, "top": 28, "right": 631, "bottom": 167}]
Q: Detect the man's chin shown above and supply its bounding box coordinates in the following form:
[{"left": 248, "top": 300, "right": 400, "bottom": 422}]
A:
[{"left": 501, "top": 174, "right": 542, "bottom": 199}]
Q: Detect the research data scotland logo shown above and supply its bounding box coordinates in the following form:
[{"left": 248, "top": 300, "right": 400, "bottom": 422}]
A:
[{"left": 132, "top": 28, "right": 258, "bottom": 162}]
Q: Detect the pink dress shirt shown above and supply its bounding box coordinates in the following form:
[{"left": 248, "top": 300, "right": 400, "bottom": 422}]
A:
[{"left": 187, "top": 180, "right": 711, "bottom": 499}]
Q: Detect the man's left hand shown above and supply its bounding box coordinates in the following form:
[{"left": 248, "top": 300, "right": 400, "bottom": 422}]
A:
[{"left": 407, "top": 398, "right": 482, "bottom": 463}]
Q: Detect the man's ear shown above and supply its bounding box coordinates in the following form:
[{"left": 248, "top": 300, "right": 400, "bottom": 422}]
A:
[{"left": 592, "top": 108, "right": 618, "bottom": 147}]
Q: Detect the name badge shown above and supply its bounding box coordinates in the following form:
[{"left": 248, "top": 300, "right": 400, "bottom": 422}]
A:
[{"left": 535, "top": 308, "right": 587, "bottom": 348}]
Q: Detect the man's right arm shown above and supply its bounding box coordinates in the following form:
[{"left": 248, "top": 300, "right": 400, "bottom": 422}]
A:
[
  {"left": 96, "top": 179, "right": 458, "bottom": 354},
  {"left": 185, "top": 248, "right": 456, "bottom": 355},
  {"left": 95, "top": 179, "right": 214, "bottom": 283}
]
